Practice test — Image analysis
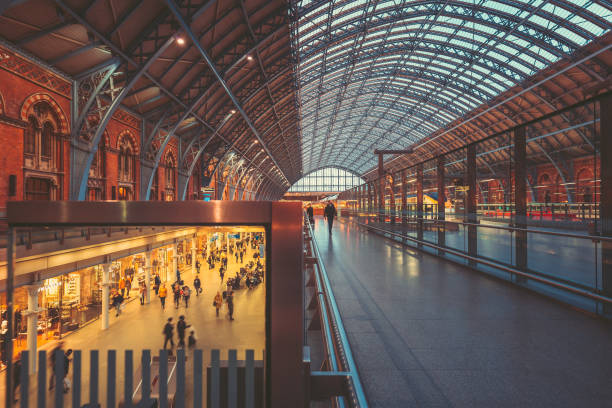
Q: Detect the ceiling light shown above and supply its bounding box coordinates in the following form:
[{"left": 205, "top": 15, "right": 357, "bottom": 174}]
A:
[
  {"left": 247, "top": 55, "right": 253, "bottom": 61},
  {"left": 230, "top": 109, "right": 236, "bottom": 114},
  {"left": 176, "top": 37, "right": 186, "bottom": 46}
]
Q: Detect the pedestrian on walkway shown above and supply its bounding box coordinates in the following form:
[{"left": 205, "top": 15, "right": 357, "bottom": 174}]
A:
[
  {"left": 112, "top": 291, "right": 124, "bottom": 317},
  {"left": 324, "top": 202, "right": 337, "bottom": 234},
  {"left": 158, "top": 284, "right": 167, "bottom": 309},
  {"left": 188, "top": 330, "right": 196, "bottom": 348},
  {"left": 177, "top": 315, "right": 190, "bottom": 348},
  {"left": 227, "top": 290, "right": 235, "bottom": 321},
  {"left": 154, "top": 274, "right": 161, "bottom": 295},
  {"left": 195, "top": 260, "right": 201, "bottom": 274},
  {"left": 213, "top": 292, "right": 222, "bottom": 317},
  {"left": 182, "top": 285, "right": 191, "bottom": 308},
  {"left": 219, "top": 267, "right": 225, "bottom": 282},
  {"left": 139, "top": 282, "right": 147, "bottom": 305},
  {"left": 193, "top": 276, "right": 201, "bottom": 296},
  {"left": 119, "top": 276, "right": 126, "bottom": 297},
  {"left": 163, "top": 318, "right": 174, "bottom": 349},
  {"left": 173, "top": 283, "right": 181, "bottom": 309},
  {"left": 125, "top": 276, "right": 132, "bottom": 298},
  {"left": 176, "top": 267, "right": 181, "bottom": 284}
]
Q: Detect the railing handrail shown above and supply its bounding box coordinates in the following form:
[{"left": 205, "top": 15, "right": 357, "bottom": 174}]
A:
[
  {"left": 354, "top": 220, "right": 612, "bottom": 305},
  {"left": 305, "top": 217, "right": 368, "bottom": 407},
  {"left": 352, "top": 211, "right": 610, "bottom": 242}
]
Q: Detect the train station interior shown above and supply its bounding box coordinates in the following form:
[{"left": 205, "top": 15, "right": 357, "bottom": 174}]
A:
[{"left": 0, "top": 0, "right": 611, "bottom": 407}]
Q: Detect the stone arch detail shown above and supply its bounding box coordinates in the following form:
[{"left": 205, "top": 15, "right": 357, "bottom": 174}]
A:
[{"left": 20, "top": 93, "right": 69, "bottom": 133}]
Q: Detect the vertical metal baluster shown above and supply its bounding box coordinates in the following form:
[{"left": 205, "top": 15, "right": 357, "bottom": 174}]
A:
[
  {"left": 107, "top": 350, "right": 116, "bottom": 408},
  {"left": 159, "top": 349, "right": 168, "bottom": 408},
  {"left": 211, "top": 349, "right": 220, "bottom": 408},
  {"left": 193, "top": 349, "right": 203, "bottom": 408},
  {"left": 228, "top": 350, "right": 237, "bottom": 408},
  {"left": 90, "top": 350, "right": 99, "bottom": 405},
  {"left": 142, "top": 350, "right": 151, "bottom": 404},
  {"left": 54, "top": 348, "right": 64, "bottom": 408},
  {"left": 72, "top": 351, "right": 81, "bottom": 408},
  {"left": 176, "top": 348, "right": 186, "bottom": 408},
  {"left": 19, "top": 351, "right": 28, "bottom": 408},
  {"left": 245, "top": 350, "right": 254, "bottom": 408},
  {"left": 37, "top": 350, "right": 46, "bottom": 408},
  {"left": 124, "top": 350, "right": 133, "bottom": 407}
]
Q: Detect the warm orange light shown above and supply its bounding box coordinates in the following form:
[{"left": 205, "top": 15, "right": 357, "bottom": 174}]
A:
[
  {"left": 176, "top": 37, "right": 186, "bottom": 45},
  {"left": 247, "top": 55, "right": 253, "bottom": 61}
]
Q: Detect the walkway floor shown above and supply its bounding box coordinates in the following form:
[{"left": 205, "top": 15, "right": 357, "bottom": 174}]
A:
[
  {"left": 313, "top": 216, "right": 612, "bottom": 408},
  {"left": 2, "top": 242, "right": 265, "bottom": 406}
]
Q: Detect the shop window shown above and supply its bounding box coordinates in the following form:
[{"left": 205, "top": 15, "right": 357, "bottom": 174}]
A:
[
  {"left": 25, "top": 177, "right": 51, "bottom": 200},
  {"left": 118, "top": 186, "right": 132, "bottom": 200}
]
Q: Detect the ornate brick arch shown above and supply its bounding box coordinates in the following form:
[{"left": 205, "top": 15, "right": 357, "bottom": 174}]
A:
[
  {"left": 20, "top": 93, "right": 69, "bottom": 133},
  {"left": 117, "top": 130, "right": 139, "bottom": 153},
  {"left": 164, "top": 149, "right": 177, "bottom": 166}
]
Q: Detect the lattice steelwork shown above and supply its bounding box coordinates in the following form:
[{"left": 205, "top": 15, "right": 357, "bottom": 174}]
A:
[
  {"left": 289, "top": 167, "right": 364, "bottom": 192},
  {"left": 292, "top": 0, "right": 612, "bottom": 175}
]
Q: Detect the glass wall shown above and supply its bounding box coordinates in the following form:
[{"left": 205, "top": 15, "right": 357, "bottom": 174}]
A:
[{"left": 289, "top": 167, "right": 364, "bottom": 192}]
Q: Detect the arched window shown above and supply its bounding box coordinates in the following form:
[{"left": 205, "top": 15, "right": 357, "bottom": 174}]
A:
[
  {"left": 164, "top": 154, "right": 176, "bottom": 201},
  {"left": 25, "top": 117, "right": 37, "bottom": 155},
  {"left": 41, "top": 122, "right": 54, "bottom": 158},
  {"left": 117, "top": 135, "right": 136, "bottom": 184},
  {"left": 288, "top": 167, "right": 364, "bottom": 192}
]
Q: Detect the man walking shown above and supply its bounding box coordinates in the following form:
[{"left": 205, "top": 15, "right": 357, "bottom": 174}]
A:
[
  {"left": 163, "top": 318, "right": 174, "bottom": 349},
  {"left": 227, "top": 290, "right": 235, "bottom": 321},
  {"left": 177, "top": 316, "right": 190, "bottom": 348},
  {"left": 324, "top": 202, "right": 337, "bottom": 234}
]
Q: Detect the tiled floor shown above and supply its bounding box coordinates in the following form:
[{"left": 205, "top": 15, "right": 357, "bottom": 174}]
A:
[
  {"left": 3, "top": 243, "right": 266, "bottom": 406},
  {"left": 313, "top": 217, "right": 612, "bottom": 408}
]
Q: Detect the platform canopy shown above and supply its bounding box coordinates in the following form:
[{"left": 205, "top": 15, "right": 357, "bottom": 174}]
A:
[{"left": 292, "top": 0, "right": 612, "bottom": 177}]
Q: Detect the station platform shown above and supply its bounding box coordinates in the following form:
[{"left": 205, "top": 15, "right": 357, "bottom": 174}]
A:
[{"left": 312, "top": 217, "right": 612, "bottom": 408}]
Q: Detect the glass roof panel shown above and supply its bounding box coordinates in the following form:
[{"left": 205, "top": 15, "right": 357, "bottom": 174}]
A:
[{"left": 292, "top": 0, "right": 612, "bottom": 175}]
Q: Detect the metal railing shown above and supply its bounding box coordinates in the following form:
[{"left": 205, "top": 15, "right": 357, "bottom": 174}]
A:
[
  {"left": 13, "top": 348, "right": 264, "bottom": 408},
  {"left": 303, "top": 216, "right": 368, "bottom": 407}
]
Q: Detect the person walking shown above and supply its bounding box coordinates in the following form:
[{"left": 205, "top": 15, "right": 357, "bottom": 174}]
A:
[
  {"left": 227, "top": 290, "right": 235, "bottom": 321},
  {"left": 139, "top": 282, "right": 147, "bottom": 305},
  {"left": 158, "top": 283, "right": 168, "bottom": 309},
  {"left": 182, "top": 285, "right": 191, "bottom": 308},
  {"left": 306, "top": 204, "right": 314, "bottom": 226},
  {"left": 163, "top": 318, "right": 174, "bottom": 349},
  {"left": 177, "top": 315, "right": 190, "bottom": 348},
  {"left": 125, "top": 276, "right": 132, "bottom": 298},
  {"left": 173, "top": 283, "right": 181, "bottom": 309},
  {"left": 193, "top": 276, "right": 201, "bottom": 296},
  {"left": 219, "top": 267, "right": 225, "bottom": 282},
  {"left": 154, "top": 274, "right": 161, "bottom": 295},
  {"left": 188, "top": 330, "right": 196, "bottom": 348},
  {"left": 112, "top": 291, "right": 124, "bottom": 317},
  {"left": 176, "top": 267, "right": 181, "bottom": 284},
  {"left": 195, "top": 259, "right": 201, "bottom": 274},
  {"left": 119, "top": 276, "right": 126, "bottom": 297},
  {"left": 213, "top": 292, "right": 222, "bottom": 317},
  {"left": 324, "top": 202, "right": 337, "bottom": 234}
]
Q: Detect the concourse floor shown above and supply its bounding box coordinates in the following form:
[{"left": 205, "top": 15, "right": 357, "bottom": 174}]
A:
[
  {"left": 313, "top": 217, "right": 612, "bottom": 408},
  {"left": 2, "top": 244, "right": 265, "bottom": 407}
]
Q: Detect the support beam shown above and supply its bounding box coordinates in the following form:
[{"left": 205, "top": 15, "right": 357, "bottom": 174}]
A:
[
  {"left": 437, "top": 157, "right": 445, "bottom": 254},
  {"left": 600, "top": 95, "right": 612, "bottom": 315},
  {"left": 417, "top": 164, "right": 424, "bottom": 245},
  {"left": 514, "top": 127, "right": 528, "bottom": 282},
  {"left": 466, "top": 144, "right": 478, "bottom": 266},
  {"left": 164, "top": 0, "right": 289, "bottom": 187}
]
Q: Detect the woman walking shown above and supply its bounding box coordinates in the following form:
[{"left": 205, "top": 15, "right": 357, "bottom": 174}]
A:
[
  {"left": 158, "top": 284, "right": 167, "bottom": 310},
  {"left": 213, "top": 292, "right": 223, "bottom": 317}
]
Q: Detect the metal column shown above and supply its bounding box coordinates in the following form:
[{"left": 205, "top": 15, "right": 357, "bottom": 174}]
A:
[
  {"left": 145, "top": 247, "right": 152, "bottom": 304},
  {"left": 389, "top": 174, "right": 396, "bottom": 224},
  {"left": 437, "top": 157, "right": 446, "bottom": 254},
  {"left": 401, "top": 170, "right": 407, "bottom": 226},
  {"left": 417, "top": 164, "right": 424, "bottom": 245},
  {"left": 514, "top": 127, "right": 528, "bottom": 281},
  {"left": 378, "top": 154, "right": 385, "bottom": 222},
  {"left": 600, "top": 96, "right": 612, "bottom": 313},
  {"left": 466, "top": 145, "right": 478, "bottom": 266},
  {"left": 101, "top": 260, "right": 110, "bottom": 330},
  {"left": 25, "top": 283, "right": 42, "bottom": 374}
]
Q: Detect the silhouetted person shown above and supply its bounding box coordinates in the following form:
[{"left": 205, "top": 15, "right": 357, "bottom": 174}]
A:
[
  {"left": 177, "top": 315, "right": 190, "bottom": 347},
  {"left": 227, "top": 290, "right": 235, "bottom": 321},
  {"left": 306, "top": 204, "right": 314, "bottom": 226},
  {"left": 193, "top": 276, "right": 201, "bottom": 296},
  {"left": 324, "top": 202, "right": 337, "bottom": 234},
  {"left": 163, "top": 318, "right": 174, "bottom": 349}
]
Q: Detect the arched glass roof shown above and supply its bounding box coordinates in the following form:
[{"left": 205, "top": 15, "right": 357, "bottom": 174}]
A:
[{"left": 292, "top": 0, "right": 612, "bottom": 175}]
